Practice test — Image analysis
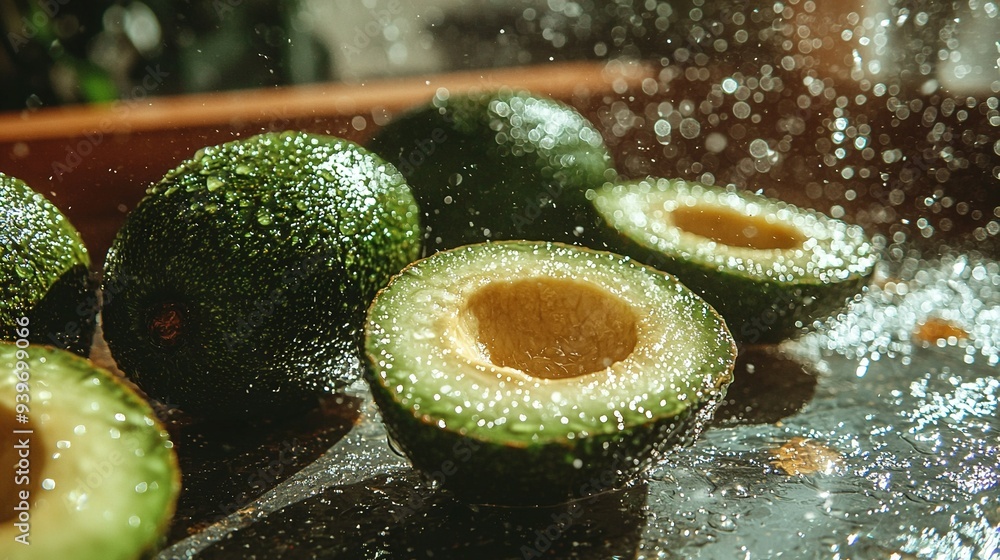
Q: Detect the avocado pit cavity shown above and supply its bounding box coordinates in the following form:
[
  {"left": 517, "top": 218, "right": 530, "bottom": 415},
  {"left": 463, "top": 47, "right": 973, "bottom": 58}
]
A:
[
  {"left": 462, "top": 278, "right": 638, "bottom": 379},
  {"left": 670, "top": 203, "right": 804, "bottom": 250}
]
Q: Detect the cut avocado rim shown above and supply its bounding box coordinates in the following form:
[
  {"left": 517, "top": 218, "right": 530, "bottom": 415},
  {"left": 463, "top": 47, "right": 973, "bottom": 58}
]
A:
[
  {"left": 589, "top": 177, "right": 878, "bottom": 286},
  {"left": 364, "top": 241, "right": 737, "bottom": 449},
  {"left": 0, "top": 343, "right": 180, "bottom": 559}
]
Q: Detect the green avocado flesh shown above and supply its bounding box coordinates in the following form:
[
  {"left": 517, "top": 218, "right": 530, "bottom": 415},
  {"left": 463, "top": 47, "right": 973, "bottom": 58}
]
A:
[
  {"left": 590, "top": 178, "right": 879, "bottom": 344},
  {"left": 102, "top": 131, "right": 422, "bottom": 418},
  {"left": 368, "top": 89, "right": 615, "bottom": 253},
  {"left": 0, "top": 342, "right": 179, "bottom": 560},
  {"left": 364, "top": 241, "right": 736, "bottom": 505},
  {"left": 0, "top": 173, "right": 96, "bottom": 355}
]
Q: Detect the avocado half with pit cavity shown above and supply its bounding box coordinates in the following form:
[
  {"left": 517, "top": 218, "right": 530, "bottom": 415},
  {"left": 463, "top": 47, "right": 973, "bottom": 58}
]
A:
[
  {"left": 364, "top": 241, "right": 736, "bottom": 505},
  {"left": 589, "top": 178, "right": 878, "bottom": 344},
  {"left": 0, "top": 342, "right": 180, "bottom": 560}
]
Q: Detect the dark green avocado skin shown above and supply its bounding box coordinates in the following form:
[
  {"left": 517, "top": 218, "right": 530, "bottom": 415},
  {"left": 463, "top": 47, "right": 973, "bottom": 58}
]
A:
[
  {"left": 368, "top": 90, "right": 614, "bottom": 253},
  {"left": 101, "top": 132, "right": 421, "bottom": 419},
  {"left": 0, "top": 173, "right": 96, "bottom": 356},
  {"left": 19, "top": 264, "right": 98, "bottom": 355},
  {"left": 368, "top": 374, "right": 705, "bottom": 506},
  {"left": 612, "top": 245, "right": 871, "bottom": 344}
]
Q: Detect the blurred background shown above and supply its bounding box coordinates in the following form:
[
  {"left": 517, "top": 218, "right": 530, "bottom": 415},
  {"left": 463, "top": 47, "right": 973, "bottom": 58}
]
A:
[
  {"left": 2, "top": 0, "right": 998, "bottom": 109},
  {"left": 1, "top": 0, "right": 998, "bottom": 255}
]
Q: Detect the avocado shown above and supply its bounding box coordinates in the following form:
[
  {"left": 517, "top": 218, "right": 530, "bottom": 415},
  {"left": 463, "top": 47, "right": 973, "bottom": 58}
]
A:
[
  {"left": 102, "top": 131, "right": 422, "bottom": 419},
  {"left": 0, "top": 341, "right": 180, "bottom": 560},
  {"left": 589, "top": 178, "right": 878, "bottom": 344},
  {"left": 368, "top": 89, "right": 615, "bottom": 253},
  {"left": 364, "top": 241, "right": 736, "bottom": 505},
  {"left": 0, "top": 173, "right": 96, "bottom": 355}
]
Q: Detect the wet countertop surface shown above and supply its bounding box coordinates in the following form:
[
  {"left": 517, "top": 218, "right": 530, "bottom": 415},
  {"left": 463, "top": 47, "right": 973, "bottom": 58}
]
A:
[{"left": 133, "top": 242, "right": 999, "bottom": 560}]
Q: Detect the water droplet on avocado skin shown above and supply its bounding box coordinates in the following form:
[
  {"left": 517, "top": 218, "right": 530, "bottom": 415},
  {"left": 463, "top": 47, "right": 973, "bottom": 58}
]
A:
[{"left": 100, "top": 131, "right": 422, "bottom": 418}]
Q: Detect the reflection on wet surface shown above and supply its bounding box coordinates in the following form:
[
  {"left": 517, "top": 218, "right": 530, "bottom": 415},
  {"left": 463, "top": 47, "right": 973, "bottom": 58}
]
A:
[
  {"left": 769, "top": 436, "right": 845, "bottom": 476},
  {"left": 155, "top": 242, "right": 1000, "bottom": 559},
  {"left": 199, "top": 472, "right": 648, "bottom": 559},
  {"left": 710, "top": 345, "right": 817, "bottom": 426},
  {"left": 159, "top": 393, "right": 362, "bottom": 543}
]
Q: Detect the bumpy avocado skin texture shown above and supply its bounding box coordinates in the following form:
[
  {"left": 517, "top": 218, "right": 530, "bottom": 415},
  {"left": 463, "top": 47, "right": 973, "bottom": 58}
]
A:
[
  {"left": 0, "top": 173, "right": 96, "bottom": 356},
  {"left": 365, "top": 241, "right": 736, "bottom": 505},
  {"left": 102, "top": 131, "right": 422, "bottom": 418},
  {"left": 368, "top": 90, "right": 615, "bottom": 253},
  {"left": 590, "top": 178, "right": 878, "bottom": 344},
  {"left": 0, "top": 342, "right": 180, "bottom": 560}
]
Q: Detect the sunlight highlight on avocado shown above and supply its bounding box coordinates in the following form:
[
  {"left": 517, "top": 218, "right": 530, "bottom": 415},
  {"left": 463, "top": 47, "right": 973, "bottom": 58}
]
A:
[
  {"left": 591, "top": 178, "right": 878, "bottom": 343},
  {"left": 0, "top": 343, "right": 180, "bottom": 560},
  {"left": 368, "top": 89, "right": 614, "bottom": 252},
  {"left": 462, "top": 278, "right": 638, "bottom": 379},
  {"left": 1, "top": 173, "right": 95, "bottom": 355},
  {"left": 102, "top": 131, "right": 422, "bottom": 418},
  {"left": 364, "top": 241, "right": 736, "bottom": 505}
]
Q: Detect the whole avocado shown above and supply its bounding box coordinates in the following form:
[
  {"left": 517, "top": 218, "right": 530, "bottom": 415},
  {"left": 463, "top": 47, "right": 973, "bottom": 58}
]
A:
[
  {"left": 0, "top": 172, "right": 96, "bottom": 355},
  {"left": 368, "top": 88, "right": 615, "bottom": 253},
  {"left": 102, "top": 131, "right": 422, "bottom": 419}
]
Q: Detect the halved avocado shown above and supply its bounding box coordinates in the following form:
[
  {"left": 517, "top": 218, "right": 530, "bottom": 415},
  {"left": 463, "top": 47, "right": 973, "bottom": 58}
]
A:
[
  {"left": 368, "top": 89, "right": 615, "bottom": 253},
  {"left": 364, "top": 241, "right": 736, "bottom": 505},
  {"left": 0, "top": 342, "right": 180, "bottom": 560},
  {"left": 589, "top": 178, "right": 878, "bottom": 344},
  {"left": 0, "top": 173, "right": 96, "bottom": 355}
]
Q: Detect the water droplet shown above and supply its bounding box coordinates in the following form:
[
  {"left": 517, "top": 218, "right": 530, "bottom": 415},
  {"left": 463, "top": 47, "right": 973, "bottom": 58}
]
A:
[
  {"left": 679, "top": 118, "right": 701, "bottom": 139},
  {"left": 705, "top": 133, "right": 727, "bottom": 153},
  {"left": 749, "top": 139, "right": 770, "bottom": 158},
  {"left": 14, "top": 262, "right": 34, "bottom": 279},
  {"left": 733, "top": 101, "right": 751, "bottom": 119}
]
